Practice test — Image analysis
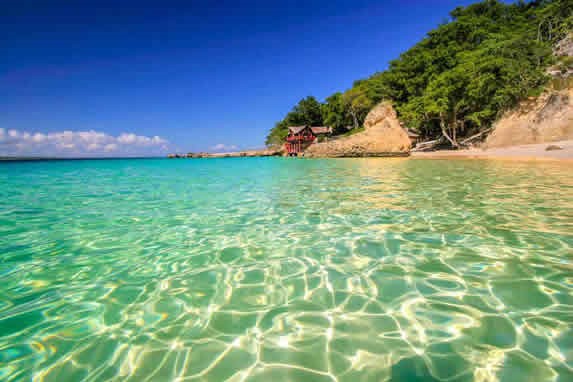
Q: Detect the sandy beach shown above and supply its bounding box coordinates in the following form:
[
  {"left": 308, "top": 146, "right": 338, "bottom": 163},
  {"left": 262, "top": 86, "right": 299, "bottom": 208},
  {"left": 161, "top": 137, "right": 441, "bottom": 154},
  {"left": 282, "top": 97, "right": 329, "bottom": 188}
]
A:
[{"left": 412, "top": 140, "right": 573, "bottom": 161}]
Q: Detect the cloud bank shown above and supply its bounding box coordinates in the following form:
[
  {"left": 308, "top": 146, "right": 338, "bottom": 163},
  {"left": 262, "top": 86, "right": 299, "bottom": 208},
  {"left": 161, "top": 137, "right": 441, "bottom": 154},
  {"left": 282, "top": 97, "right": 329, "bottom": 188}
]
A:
[{"left": 0, "top": 128, "right": 169, "bottom": 157}]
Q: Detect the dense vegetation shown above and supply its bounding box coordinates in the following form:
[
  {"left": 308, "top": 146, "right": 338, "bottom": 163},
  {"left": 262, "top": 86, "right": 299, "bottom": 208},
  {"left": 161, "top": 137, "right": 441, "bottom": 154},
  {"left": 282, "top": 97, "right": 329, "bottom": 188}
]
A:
[{"left": 266, "top": 0, "right": 573, "bottom": 147}]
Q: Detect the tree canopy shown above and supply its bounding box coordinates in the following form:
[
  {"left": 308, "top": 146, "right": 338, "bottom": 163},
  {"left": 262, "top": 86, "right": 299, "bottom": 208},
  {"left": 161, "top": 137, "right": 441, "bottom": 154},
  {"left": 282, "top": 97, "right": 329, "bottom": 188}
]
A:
[{"left": 266, "top": 0, "right": 572, "bottom": 147}]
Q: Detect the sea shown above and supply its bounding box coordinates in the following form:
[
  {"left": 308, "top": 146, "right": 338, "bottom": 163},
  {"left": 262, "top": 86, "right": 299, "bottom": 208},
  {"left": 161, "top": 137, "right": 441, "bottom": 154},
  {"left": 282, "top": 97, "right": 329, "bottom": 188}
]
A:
[{"left": 0, "top": 157, "right": 572, "bottom": 381}]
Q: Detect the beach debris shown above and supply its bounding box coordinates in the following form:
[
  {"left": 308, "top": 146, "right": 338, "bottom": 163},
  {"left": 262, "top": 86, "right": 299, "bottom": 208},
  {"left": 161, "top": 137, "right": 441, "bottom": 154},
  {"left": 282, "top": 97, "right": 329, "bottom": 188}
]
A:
[{"left": 545, "top": 144, "right": 563, "bottom": 151}]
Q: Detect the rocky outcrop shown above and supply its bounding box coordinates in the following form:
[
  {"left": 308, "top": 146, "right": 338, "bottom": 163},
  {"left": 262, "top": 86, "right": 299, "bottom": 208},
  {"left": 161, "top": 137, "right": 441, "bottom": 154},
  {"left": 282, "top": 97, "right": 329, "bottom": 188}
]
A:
[
  {"left": 485, "top": 88, "right": 573, "bottom": 148},
  {"left": 304, "top": 102, "right": 411, "bottom": 157}
]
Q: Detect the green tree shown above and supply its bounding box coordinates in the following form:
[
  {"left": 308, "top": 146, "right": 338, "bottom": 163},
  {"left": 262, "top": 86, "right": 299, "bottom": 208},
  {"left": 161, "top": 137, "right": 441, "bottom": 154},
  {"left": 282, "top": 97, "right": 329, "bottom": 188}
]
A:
[
  {"left": 322, "top": 92, "right": 352, "bottom": 134},
  {"left": 342, "top": 85, "right": 374, "bottom": 129},
  {"left": 290, "top": 96, "right": 324, "bottom": 126}
]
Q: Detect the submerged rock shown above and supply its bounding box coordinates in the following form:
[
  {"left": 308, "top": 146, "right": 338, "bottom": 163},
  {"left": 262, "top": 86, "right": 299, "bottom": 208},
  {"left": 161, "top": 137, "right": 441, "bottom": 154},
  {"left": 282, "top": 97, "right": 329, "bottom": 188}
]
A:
[{"left": 304, "top": 102, "right": 411, "bottom": 157}]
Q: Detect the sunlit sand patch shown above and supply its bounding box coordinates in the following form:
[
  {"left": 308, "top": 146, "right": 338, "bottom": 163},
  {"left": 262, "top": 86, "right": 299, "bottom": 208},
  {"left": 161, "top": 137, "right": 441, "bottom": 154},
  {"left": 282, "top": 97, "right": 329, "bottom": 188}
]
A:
[{"left": 473, "top": 349, "right": 505, "bottom": 382}]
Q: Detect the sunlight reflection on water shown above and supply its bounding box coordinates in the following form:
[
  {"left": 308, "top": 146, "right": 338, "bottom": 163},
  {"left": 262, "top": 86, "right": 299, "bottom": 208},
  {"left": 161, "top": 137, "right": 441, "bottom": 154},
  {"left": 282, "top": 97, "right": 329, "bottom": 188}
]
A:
[{"left": 0, "top": 158, "right": 572, "bottom": 381}]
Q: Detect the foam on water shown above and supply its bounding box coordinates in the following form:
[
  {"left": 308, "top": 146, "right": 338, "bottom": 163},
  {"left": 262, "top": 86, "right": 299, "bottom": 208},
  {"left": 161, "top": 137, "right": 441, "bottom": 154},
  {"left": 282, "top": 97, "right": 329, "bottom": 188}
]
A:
[{"left": 0, "top": 158, "right": 572, "bottom": 381}]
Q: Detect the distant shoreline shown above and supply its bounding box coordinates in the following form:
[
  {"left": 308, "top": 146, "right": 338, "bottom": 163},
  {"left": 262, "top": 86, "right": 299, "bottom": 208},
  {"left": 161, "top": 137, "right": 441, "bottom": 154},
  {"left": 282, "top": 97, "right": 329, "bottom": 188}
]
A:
[
  {"left": 169, "top": 148, "right": 283, "bottom": 159},
  {"left": 6, "top": 141, "right": 573, "bottom": 162}
]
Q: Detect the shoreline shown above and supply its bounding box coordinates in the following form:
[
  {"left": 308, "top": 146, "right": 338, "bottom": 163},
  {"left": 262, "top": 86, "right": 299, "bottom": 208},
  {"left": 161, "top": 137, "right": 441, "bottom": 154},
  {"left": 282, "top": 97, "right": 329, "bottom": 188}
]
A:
[
  {"left": 171, "top": 140, "right": 573, "bottom": 161},
  {"left": 411, "top": 140, "right": 573, "bottom": 162}
]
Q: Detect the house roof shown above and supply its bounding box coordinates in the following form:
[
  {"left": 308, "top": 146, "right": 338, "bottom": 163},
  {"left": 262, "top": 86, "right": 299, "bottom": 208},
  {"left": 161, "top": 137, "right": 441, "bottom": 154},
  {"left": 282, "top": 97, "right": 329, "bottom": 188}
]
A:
[
  {"left": 288, "top": 126, "right": 308, "bottom": 134},
  {"left": 310, "top": 126, "right": 332, "bottom": 135},
  {"left": 288, "top": 125, "right": 333, "bottom": 135}
]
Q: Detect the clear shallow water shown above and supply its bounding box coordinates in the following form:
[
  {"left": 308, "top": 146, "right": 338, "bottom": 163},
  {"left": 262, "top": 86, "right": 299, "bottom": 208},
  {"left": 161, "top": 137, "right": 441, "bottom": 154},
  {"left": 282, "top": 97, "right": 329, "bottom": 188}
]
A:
[{"left": 0, "top": 157, "right": 572, "bottom": 382}]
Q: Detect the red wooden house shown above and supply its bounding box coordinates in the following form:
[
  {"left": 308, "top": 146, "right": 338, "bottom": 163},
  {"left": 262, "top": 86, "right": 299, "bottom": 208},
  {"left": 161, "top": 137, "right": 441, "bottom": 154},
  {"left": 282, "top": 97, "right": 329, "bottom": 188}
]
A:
[{"left": 285, "top": 125, "right": 332, "bottom": 156}]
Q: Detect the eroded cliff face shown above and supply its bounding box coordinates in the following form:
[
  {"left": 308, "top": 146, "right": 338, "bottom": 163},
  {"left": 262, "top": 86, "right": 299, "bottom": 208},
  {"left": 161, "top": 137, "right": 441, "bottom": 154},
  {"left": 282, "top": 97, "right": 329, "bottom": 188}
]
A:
[
  {"left": 304, "top": 102, "right": 411, "bottom": 157},
  {"left": 485, "top": 88, "right": 573, "bottom": 148}
]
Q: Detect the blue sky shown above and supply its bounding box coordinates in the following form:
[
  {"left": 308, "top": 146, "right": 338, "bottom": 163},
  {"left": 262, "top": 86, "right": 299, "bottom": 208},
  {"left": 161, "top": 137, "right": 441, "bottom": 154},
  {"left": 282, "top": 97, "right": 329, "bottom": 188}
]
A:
[{"left": 1, "top": 0, "right": 480, "bottom": 156}]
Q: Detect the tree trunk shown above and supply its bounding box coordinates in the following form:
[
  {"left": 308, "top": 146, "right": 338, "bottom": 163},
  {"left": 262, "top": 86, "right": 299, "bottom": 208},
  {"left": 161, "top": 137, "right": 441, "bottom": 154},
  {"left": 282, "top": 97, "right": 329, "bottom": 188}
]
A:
[
  {"left": 459, "top": 128, "right": 492, "bottom": 145},
  {"left": 440, "top": 117, "right": 458, "bottom": 148},
  {"left": 350, "top": 108, "right": 359, "bottom": 130}
]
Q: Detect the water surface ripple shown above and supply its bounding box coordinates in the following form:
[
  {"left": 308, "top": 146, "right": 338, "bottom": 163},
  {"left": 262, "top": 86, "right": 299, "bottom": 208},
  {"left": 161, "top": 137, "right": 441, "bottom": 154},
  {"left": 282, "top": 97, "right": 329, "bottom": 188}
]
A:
[{"left": 0, "top": 158, "right": 572, "bottom": 381}]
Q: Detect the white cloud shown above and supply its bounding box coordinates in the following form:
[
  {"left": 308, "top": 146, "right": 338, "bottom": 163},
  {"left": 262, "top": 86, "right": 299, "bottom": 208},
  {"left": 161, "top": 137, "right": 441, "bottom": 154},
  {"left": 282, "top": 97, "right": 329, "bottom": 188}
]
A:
[
  {"left": 211, "top": 143, "right": 238, "bottom": 152},
  {"left": 118, "top": 133, "right": 137, "bottom": 144},
  {"left": 32, "top": 133, "right": 46, "bottom": 143},
  {"left": 104, "top": 143, "right": 118, "bottom": 152},
  {"left": 0, "top": 128, "right": 169, "bottom": 157}
]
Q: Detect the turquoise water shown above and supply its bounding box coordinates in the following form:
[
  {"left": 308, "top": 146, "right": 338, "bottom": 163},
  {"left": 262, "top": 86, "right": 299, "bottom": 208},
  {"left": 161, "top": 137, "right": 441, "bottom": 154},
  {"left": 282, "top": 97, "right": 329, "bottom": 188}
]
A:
[{"left": 0, "top": 157, "right": 572, "bottom": 382}]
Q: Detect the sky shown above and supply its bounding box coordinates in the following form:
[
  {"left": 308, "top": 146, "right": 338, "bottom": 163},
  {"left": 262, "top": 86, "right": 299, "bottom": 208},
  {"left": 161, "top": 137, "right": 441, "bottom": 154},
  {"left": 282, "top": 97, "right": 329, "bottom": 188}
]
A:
[{"left": 1, "top": 0, "right": 481, "bottom": 157}]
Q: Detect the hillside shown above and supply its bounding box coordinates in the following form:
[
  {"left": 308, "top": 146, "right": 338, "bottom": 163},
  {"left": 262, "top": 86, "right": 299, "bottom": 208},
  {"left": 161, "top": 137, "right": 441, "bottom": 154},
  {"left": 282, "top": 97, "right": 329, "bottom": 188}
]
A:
[{"left": 266, "top": 0, "right": 573, "bottom": 149}]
